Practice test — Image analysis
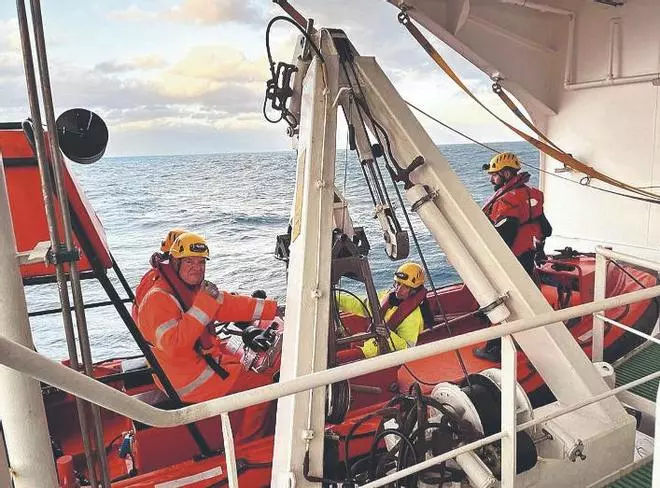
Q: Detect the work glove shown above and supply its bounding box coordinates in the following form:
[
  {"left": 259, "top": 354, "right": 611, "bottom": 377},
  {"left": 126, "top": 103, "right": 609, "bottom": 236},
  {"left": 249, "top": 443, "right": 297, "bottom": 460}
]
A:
[{"left": 200, "top": 280, "right": 220, "bottom": 300}]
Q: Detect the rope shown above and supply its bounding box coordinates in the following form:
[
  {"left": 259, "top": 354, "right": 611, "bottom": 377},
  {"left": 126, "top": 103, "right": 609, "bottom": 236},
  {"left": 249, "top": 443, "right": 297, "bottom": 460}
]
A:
[
  {"left": 405, "top": 100, "right": 499, "bottom": 152},
  {"left": 412, "top": 101, "right": 660, "bottom": 204},
  {"left": 341, "top": 55, "right": 473, "bottom": 387},
  {"left": 398, "top": 11, "right": 660, "bottom": 203}
]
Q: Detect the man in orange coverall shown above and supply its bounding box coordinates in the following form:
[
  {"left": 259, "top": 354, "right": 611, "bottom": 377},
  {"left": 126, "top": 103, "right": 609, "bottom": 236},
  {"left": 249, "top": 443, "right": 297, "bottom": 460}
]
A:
[{"left": 134, "top": 231, "right": 279, "bottom": 440}]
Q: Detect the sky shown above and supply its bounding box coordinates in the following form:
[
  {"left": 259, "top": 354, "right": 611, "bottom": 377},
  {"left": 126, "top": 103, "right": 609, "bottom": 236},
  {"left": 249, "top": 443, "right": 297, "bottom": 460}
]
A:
[{"left": 0, "top": 0, "right": 522, "bottom": 156}]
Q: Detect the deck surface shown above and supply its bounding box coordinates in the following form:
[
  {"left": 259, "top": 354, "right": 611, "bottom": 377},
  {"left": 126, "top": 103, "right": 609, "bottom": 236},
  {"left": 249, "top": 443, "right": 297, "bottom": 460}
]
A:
[{"left": 606, "top": 342, "right": 660, "bottom": 487}]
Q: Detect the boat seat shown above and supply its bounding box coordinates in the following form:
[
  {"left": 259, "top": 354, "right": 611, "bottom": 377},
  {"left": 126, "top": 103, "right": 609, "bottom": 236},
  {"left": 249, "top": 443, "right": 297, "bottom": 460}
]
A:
[
  {"left": 120, "top": 357, "right": 154, "bottom": 389},
  {"left": 130, "top": 388, "right": 225, "bottom": 473}
]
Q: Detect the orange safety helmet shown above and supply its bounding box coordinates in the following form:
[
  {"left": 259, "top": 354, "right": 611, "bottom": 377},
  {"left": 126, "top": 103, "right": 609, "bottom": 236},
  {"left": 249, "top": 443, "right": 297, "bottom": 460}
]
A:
[{"left": 160, "top": 228, "right": 187, "bottom": 253}]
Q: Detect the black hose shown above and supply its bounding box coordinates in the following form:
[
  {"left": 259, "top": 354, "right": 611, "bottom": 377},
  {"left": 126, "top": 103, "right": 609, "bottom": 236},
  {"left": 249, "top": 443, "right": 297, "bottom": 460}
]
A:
[{"left": 368, "top": 428, "right": 418, "bottom": 484}]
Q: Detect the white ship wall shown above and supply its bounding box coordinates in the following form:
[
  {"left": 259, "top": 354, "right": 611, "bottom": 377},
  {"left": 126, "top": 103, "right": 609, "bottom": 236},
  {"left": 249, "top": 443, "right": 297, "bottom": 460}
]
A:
[
  {"left": 389, "top": 0, "right": 660, "bottom": 258},
  {"left": 544, "top": 1, "right": 660, "bottom": 258}
]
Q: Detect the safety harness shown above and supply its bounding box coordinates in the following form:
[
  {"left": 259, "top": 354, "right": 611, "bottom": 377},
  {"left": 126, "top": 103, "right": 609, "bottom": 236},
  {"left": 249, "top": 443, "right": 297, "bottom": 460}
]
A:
[{"left": 380, "top": 286, "right": 429, "bottom": 333}]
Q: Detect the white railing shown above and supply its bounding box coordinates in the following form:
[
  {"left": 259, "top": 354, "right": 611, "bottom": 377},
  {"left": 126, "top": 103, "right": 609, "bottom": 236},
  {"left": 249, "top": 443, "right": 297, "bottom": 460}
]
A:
[
  {"left": 593, "top": 246, "right": 660, "bottom": 362},
  {"left": 1, "top": 284, "right": 660, "bottom": 487}
]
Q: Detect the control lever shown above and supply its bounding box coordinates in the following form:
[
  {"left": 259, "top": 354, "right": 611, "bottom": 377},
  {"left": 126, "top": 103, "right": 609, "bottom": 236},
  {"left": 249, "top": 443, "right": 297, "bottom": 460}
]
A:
[{"left": 241, "top": 325, "right": 272, "bottom": 352}]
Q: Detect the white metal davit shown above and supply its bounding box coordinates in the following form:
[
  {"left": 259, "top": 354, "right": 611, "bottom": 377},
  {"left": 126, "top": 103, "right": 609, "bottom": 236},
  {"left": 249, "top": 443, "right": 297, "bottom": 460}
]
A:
[{"left": 263, "top": 20, "right": 641, "bottom": 486}]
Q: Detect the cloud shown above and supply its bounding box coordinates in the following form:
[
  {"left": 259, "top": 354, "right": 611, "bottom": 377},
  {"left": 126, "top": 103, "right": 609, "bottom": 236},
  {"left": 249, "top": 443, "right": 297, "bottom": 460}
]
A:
[
  {"left": 0, "top": 18, "right": 20, "bottom": 51},
  {"left": 167, "top": 0, "right": 265, "bottom": 25},
  {"left": 95, "top": 55, "right": 166, "bottom": 74},
  {"left": 106, "top": 119, "right": 287, "bottom": 156},
  {"left": 167, "top": 45, "right": 265, "bottom": 83},
  {"left": 0, "top": 52, "right": 22, "bottom": 78},
  {"left": 148, "top": 45, "right": 266, "bottom": 106},
  {"left": 109, "top": 0, "right": 265, "bottom": 25},
  {"left": 0, "top": 1, "right": 518, "bottom": 155},
  {"left": 107, "top": 5, "right": 157, "bottom": 22}
]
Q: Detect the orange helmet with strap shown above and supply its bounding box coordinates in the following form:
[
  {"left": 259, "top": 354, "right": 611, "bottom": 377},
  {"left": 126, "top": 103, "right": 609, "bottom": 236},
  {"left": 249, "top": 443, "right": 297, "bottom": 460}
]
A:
[{"left": 160, "top": 228, "right": 187, "bottom": 253}]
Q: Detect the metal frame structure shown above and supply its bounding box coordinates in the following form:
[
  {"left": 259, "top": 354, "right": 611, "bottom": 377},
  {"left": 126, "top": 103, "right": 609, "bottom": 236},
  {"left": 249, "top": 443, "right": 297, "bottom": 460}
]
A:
[
  {"left": 1, "top": 282, "right": 659, "bottom": 487},
  {"left": 264, "top": 26, "right": 639, "bottom": 486},
  {"left": 270, "top": 49, "right": 340, "bottom": 486},
  {"left": 14, "top": 0, "right": 107, "bottom": 483}
]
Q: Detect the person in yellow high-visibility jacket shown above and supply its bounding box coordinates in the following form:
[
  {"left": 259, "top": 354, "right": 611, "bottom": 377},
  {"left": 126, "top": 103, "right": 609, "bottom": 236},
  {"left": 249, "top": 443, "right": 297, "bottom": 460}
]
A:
[{"left": 336, "top": 262, "right": 429, "bottom": 361}]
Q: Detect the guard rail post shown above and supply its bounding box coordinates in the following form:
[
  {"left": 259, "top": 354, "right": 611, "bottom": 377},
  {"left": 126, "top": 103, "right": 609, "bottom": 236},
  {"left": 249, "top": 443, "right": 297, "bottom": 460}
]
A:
[
  {"left": 501, "top": 333, "right": 518, "bottom": 487},
  {"left": 593, "top": 251, "right": 607, "bottom": 362}
]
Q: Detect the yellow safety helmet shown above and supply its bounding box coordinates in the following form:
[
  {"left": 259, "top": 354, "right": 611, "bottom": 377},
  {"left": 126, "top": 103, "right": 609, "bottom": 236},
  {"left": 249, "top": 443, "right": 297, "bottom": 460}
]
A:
[
  {"left": 394, "top": 262, "right": 425, "bottom": 288},
  {"left": 169, "top": 232, "right": 210, "bottom": 260},
  {"left": 160, "top": 228, "right": 187, "bottom": 253},
  {"left": 482, "top": 152, "right": 521, "bottom": 174}
]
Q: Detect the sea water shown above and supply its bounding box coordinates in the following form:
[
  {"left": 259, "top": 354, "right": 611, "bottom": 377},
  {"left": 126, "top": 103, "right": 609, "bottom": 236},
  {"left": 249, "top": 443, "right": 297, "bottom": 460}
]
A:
[{"left": 25, "top": 141, "right": 538, "bottom": 360}]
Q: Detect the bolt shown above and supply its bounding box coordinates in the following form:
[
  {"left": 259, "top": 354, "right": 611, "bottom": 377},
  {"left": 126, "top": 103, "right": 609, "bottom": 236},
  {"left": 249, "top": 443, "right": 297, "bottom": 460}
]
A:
[{"left": 302, "top": 429, "right": 315, "bottom": 441}]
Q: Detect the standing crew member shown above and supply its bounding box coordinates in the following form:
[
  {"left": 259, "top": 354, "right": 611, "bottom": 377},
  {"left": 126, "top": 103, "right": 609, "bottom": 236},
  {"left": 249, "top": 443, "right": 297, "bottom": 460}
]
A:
[
  {"left": 481, "top": 152, "right": 552, "bottom": 274},
  {"left": 476, "top": 152, "right": 552, "bottom": 361},
  {"left": 336, "top": 262, "right": 431, "bottom": 362},
  {"left": 133, "top": 232, "right": 279, "bottom": 438}
]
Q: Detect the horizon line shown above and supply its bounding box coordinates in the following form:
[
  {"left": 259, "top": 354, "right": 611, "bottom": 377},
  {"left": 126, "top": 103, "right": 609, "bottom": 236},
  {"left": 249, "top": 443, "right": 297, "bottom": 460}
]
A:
[{"left": 103, "top": 139, "right": 534, "bottom": 159}]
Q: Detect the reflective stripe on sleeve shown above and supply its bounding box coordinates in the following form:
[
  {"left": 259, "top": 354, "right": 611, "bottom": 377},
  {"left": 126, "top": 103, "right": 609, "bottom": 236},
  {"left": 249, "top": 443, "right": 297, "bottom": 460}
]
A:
[
  {"left": 154, "top": 319, "right": 178, "bottom": 349},
  {"left": 251, "top": 298, "right": 265, "bottom": 320},
  {"left": 143, "top": 288, "right": 182, "bottom": 311},
  {"left": 187, "top": 306, "right": 210, "bottom": 325},
  {"left": 176, "top": 365, "right": 215, "bottom": 398}
]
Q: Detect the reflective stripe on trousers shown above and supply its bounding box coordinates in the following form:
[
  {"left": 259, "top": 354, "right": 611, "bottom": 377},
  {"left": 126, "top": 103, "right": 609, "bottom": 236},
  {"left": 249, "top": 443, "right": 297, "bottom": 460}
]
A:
[{"left": 176, "top": 364, "right": 216, "bottom": 398}]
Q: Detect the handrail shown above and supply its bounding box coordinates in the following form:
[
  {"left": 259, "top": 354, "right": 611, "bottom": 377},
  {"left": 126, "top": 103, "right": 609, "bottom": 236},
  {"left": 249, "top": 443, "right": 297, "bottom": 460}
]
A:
[
  {"left": 592, "top": 246, "right": 660, "bottom": 361},
  {"left": 594, "top": 313, "right": 660, "bottom": 347},
  {"left": 0, "top": 285, "right": 659, "bottom": 428},
  {"left": 596, "top": 246, "right": 660, "bottom": 273}
]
